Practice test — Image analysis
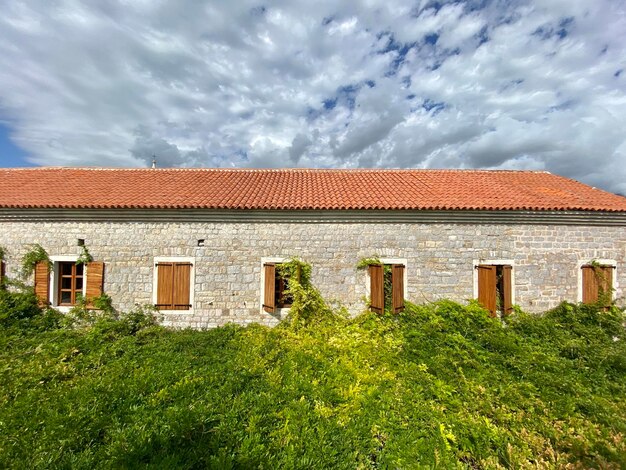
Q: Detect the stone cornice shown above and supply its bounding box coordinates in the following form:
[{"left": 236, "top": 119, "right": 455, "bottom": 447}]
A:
[{"left": 1, "top": 208, "right": 626, "bottom": 226}]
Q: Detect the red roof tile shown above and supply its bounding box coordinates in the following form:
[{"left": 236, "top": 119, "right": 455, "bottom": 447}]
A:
[{"left": 0, "top": 167, "right": 625, "bottom": 212}]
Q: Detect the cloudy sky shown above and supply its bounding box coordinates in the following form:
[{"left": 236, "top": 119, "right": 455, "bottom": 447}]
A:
[{"left": 0, "top": 0, "right": 625, "bottom": 193}]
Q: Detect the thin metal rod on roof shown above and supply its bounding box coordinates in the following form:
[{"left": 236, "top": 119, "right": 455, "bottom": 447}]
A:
[{"left": 151, "top": 155, "right": 157, "bottom": 169}]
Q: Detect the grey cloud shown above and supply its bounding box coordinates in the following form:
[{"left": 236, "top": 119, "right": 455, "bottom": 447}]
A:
[
  {"left": 289, "top": 133, "right": 312, "bottom": 164},
  {"left": 334, "top": 110, "right": 405, "bottom": 158}
]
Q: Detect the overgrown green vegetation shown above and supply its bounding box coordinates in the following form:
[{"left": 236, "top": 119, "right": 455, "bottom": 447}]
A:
[
  {"left": 76, "top": 244, "right": 93, "bottom": 265},
  {"left": 19, "top": 243, "right": 51, "bottom": 279},
  {"left": 1, "top": 284, "right": 625, "bottom": 468},
  {"left": 357, "top": 256, "right": 394, "bottom": 313}
]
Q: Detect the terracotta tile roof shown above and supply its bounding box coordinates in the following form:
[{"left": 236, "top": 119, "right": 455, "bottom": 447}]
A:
[{"left": 0, "top": 167, "right": 625, "bottom": 212}]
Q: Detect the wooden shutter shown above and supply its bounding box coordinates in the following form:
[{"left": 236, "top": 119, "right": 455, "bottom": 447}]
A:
[
  {"left": 583, "top": 265, "right": 613, "bottom": 305},
  {"left": 173, "top": 263, "right": 191, "bottom": 310},
  {"left": 502, "top": 265, "right": 512, "bottom": 316},
  {"left": 477, "top": 265, "right": 497, "bottom": 317},
  {"left": 598, "top": 266, "right": 613, "bottom": 307},
  {"left": 369, "top": 264, "right": 384, "bottom": 314},
  {"left": 582, "top": 265, "right": 598, "bottom": 304},
  {"left": 0, "top": 261, "right": 5, "bottom": 287},
  {"left": 392, "top": 264, "right": 405, "bottom": 313},
  {"left": 156, "top": 262, "right": 191, "bottom": 310},
  {"left": 85, "top": 262, "right": 105, "bottom": 308},
  {"left": 263, "top": 263, "right": 276, "bottom": 313},
  {"left": 34, "top": 261, "right": 50, "bottom": 306},
  {"left": 156, "top": 263, "right": 174, "bottom": 310}
]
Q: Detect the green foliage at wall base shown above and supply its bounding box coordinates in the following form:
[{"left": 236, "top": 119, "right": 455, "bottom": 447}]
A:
[{"left": 0, "top": 285, "right": 625, "bottom": 468}]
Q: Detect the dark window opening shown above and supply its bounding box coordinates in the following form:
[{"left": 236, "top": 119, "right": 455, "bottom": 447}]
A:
[
  {"left": 57, "top": 262, "right": 83, "bottom": 306},
  {"left": 275, "top": 266, "right": 293, "bottom": 308},
  {"left": 369, "top": 263, "right": 405, "bottom": 314},
  {"left": 477, "top": 264, "right": 512, "bottom": 317},
  {"left": 263, "top": 262, "right": 297, "bottom": 313}
]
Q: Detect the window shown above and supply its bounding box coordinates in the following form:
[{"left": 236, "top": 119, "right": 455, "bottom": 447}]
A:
[
  {"left": 33, "top": 257, "right": 105, "bottom": 309},
  {"left": 57, "top": 262, "right": 83, "bottom": 306},
  {"left": 153, "top": 257, "right": 194, "bottom": 311},
  {"left": 474, "top": 261, "right": 513, "bottom": 317},
  {"left": 580, "top": 261, "right": 615, "bottom": 306},
  {"left": 261, "top": 258, "right": 295, "bottom": 313},
  {"left": 367, "top": 259, "right": 406, "bottom": 314}
]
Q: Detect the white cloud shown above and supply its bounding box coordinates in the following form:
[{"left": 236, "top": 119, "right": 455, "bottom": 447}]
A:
[{"left": 0, "top": 0, "right": 625, "bottom": 192}]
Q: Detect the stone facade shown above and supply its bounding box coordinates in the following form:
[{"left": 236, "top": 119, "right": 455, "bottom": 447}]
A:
[{"left": 0, "top": 219, "right": 624, "bottom": 328}]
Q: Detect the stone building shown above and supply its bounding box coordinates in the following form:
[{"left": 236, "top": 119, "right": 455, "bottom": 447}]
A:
[{"left": 0, "top": 167, "right": 624, "bottom": 328}]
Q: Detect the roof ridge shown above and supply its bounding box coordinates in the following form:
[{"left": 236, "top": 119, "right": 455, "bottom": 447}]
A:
[{"left": 2, "top": 166, "right": 553, "bottom": 174}]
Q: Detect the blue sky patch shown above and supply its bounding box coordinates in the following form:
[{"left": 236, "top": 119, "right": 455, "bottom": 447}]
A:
[
  {"left": 0, "top": 123, "right": 31, "bottom": 167},
  {"left": 377, "top": 32, "right": 418, "bottom": 76},
  {"left": 323, "top": 98, "right": 337, "bottom": 110},
  {"left": 422, "top": 99, "right": 446, "bottom": 114},
  {"left": 424, "top": 33, "right": 439, "bottom": 45},
  {"left": 476, "top": 25, "right": 489, "bottom": 46},
  {"left": 533, "top": 16, "right": 575, "bottom": 40}
]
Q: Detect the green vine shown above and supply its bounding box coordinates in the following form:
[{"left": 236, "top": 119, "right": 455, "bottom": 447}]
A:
[
  {"left": 76, "top": 245, "right": 93, "bottom": 265},
  {"left": 356, "top": 256, "right": 382, "bottom": 269},
  {"left": 588, "top": 259, "right": 614, "bottom": 307},
  {"left": 20, "top": 244, "right": 51, "bottom": 279},
  {"left": 356, "top": 256, "right": 393, "bottom": 313},
  {"left": 0, "top": 246, "right": 6, "bottom": 262},
  {"left": 277, "top": 258, "right": 337, "bottom": 327}
]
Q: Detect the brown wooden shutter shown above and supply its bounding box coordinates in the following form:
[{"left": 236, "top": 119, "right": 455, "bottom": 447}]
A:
[
  {"left": 172, "top": 263, "right": 191, "bottom": 310},
  {"left": 156, "top": 262, "right": 192, "bottom": 310},
  {"left": 502, "top": 265, "right": 512, "bottom": 316},
  {"left": 156, "top": 262, "right": 174, "bottom": 309},
  {"left": 477, "top": 265, "right": 497, "bottom": 317},
  {"left": 34, "top": 261, "right": 50, "bottom": 306},
  {"left": 598, "top": 266, "right": 613, "bottom": 307},
  {"left": 582, "top": 265, "right": 598, "bottom": 304},
  {"left": 263, "top": 263, "right": 276, "bottom": 313},
  {"left": 0, "top": 261, "right": 5, "bottom": 287},
  {"left": 583, "top": 265, "right": 613, "bottom": 306},
  {"left": 392, "top": 264, "right": 405, "bottom": 313},
  {"left": 369, "top": 264, "right": 384, "bottom": 314},
  {"left": 85, "top": 262, "right": 105, "bottom": 308}
]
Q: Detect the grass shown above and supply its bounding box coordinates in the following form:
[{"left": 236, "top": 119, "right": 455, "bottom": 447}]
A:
[{"left": 0, "top": 284, "right": 625, "bottom": 468}]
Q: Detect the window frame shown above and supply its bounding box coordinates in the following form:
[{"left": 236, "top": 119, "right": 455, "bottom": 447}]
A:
[
  {"left": 472, "top": 259, "right": 515, "bottom": 316},
  {"left": 364, "top": 258, "right": 408, "bottom": 312},
  {"left": 49, "top": 255, "right": 85, "bottom": 312},
  {"left": 57, "top": 261, "right": 84, "bottom": 307},
  {"left": 260, "top": 257, "right": 293, "bottom": 315},
  {"left": 577, "top": 259, "right": 617, "bottom": 303},
  {"left": 152, "top": 256, "right": 195, "bottom": 313}
]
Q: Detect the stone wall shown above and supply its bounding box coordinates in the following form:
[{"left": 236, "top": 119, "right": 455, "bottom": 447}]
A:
[{"left": 0, "top": 219, "right": 624, "bottom": 328}]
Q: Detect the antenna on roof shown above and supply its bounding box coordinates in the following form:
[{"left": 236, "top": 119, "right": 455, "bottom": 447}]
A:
[{"left": 151, "top": 155, "right": 157, "bottom": 169}]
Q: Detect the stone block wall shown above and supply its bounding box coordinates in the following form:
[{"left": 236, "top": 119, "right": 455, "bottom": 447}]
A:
[{"left": 0, "top": 220, "right": 624, "bottom": 328}]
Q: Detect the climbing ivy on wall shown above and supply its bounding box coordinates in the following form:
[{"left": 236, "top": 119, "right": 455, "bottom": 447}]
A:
[
  {"left": 20, "top": 244, "right": 51, "bottom": 279},
  {"left": 276, "top": 258, "right": 337, "bottom": 326},
  {"left": 76, "top": 245, "right": 93, "bottom": 265},
  {"left": 357, "top": 256, "right": 393, "bottom": 313}
]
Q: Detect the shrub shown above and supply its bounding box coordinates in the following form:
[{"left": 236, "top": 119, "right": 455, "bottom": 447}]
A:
[
  {"left": 0, "top": 279, "right": 62, "bottom": 331},
  {"left": 0, "top": 296, "right": 624, "bottom": 468}
]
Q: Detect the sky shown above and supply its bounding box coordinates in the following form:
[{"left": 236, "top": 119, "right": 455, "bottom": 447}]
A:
[{"left": 0, "top": 0, "right": 625, "bottom": 194}]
